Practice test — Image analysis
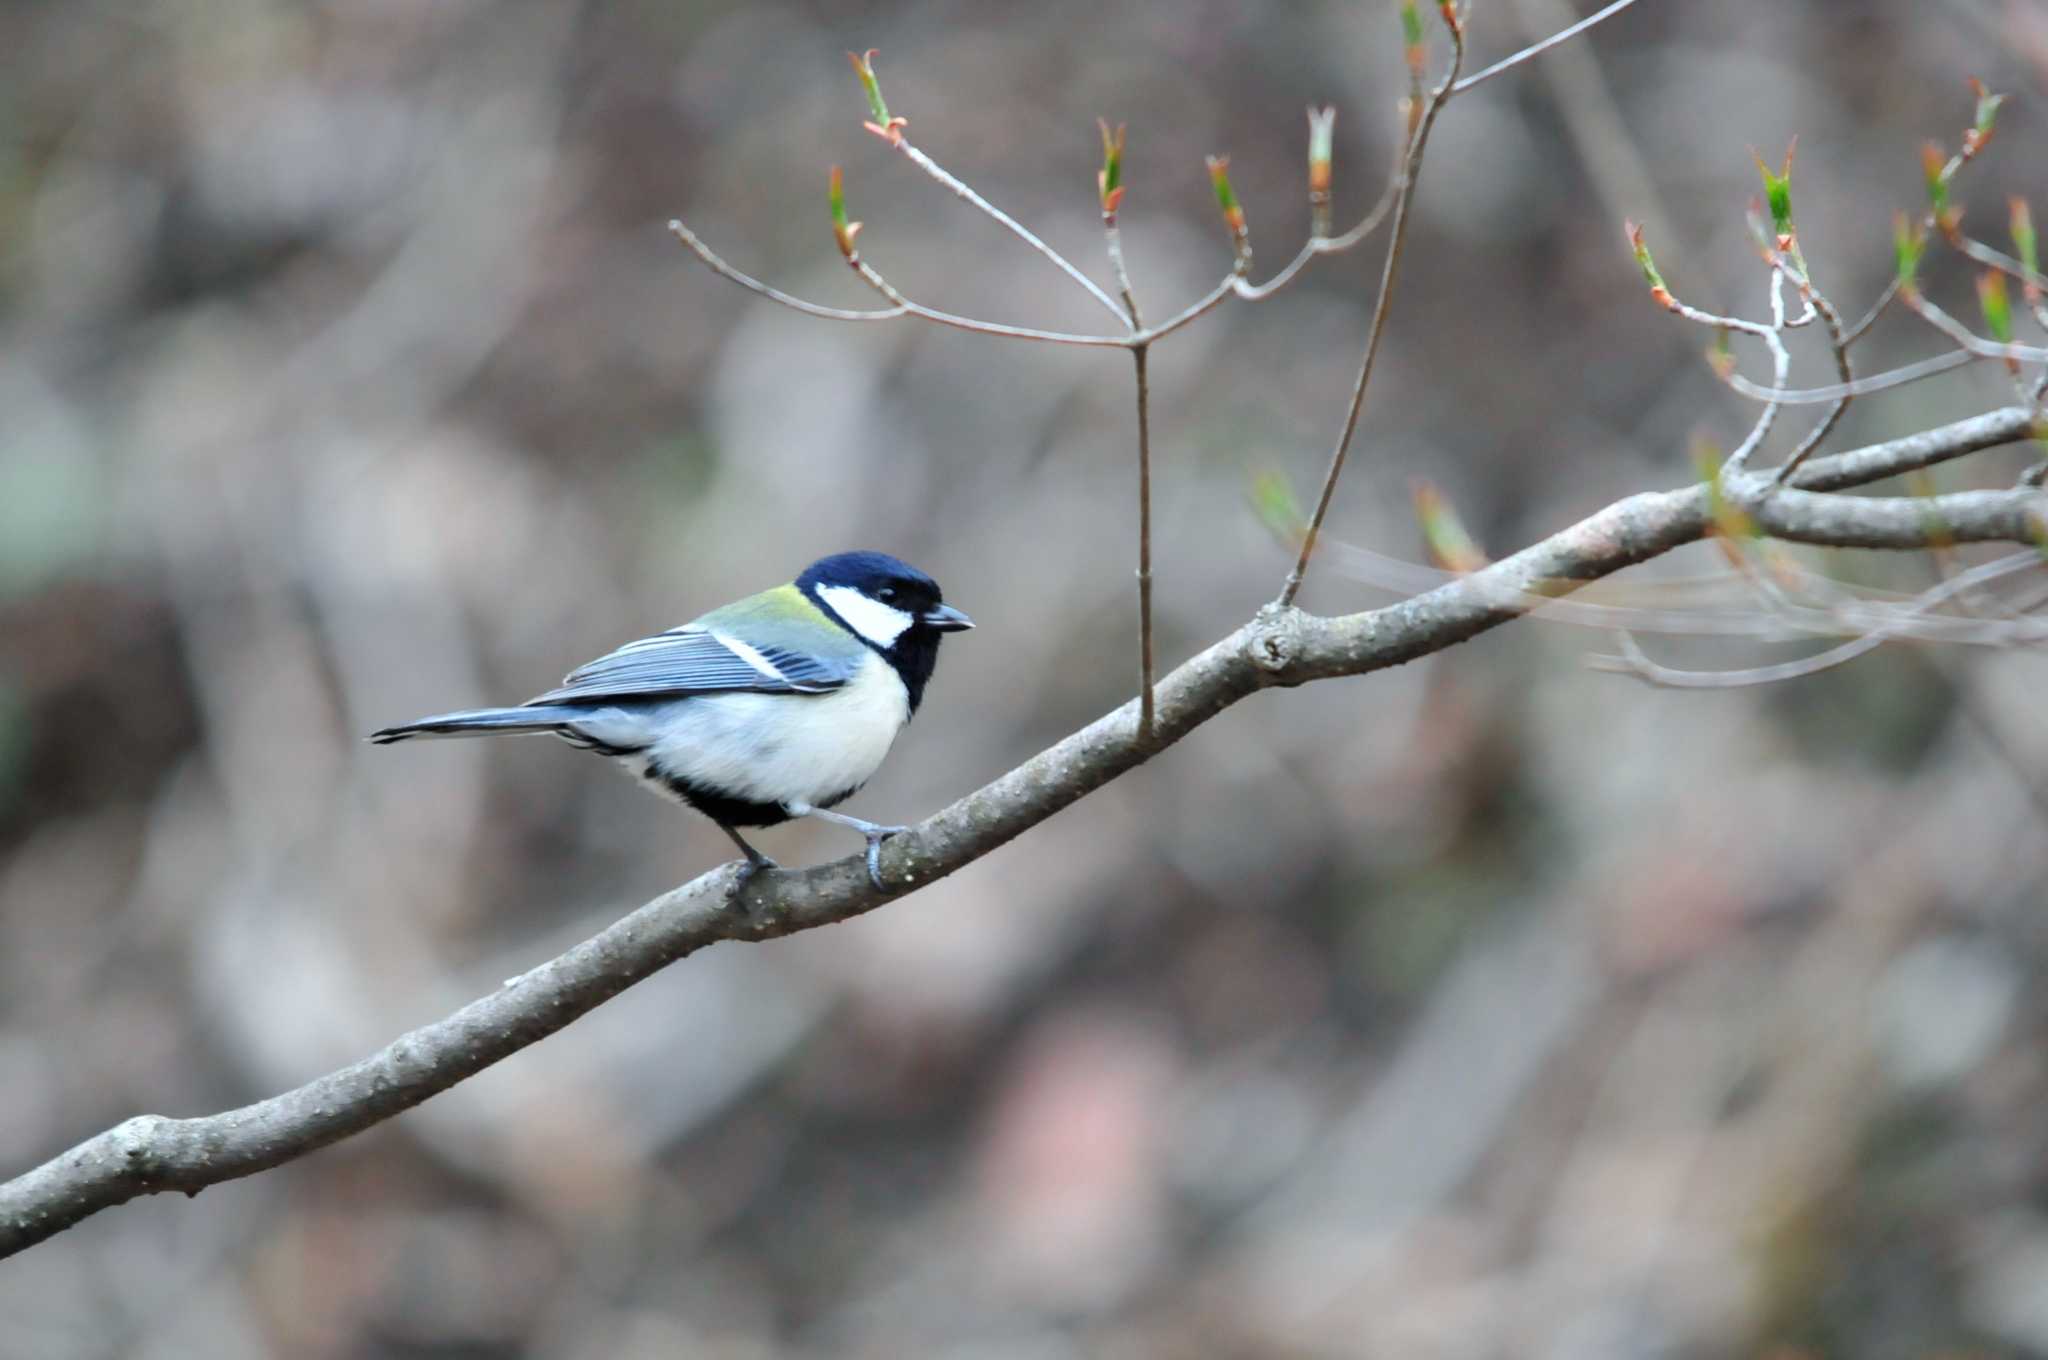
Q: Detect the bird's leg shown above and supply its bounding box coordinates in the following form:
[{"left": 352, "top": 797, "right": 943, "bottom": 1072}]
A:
[
  {"left": 782, "top": 801, "right": 907, "bottom": 891},
  {"left": 720, "top": 823, "right": 779, "bottom": 891}
]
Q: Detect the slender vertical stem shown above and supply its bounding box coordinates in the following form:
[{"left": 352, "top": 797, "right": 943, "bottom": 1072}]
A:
[
  {"left": 1278, "top": 44, "right": 1462, "bottom": 607},
  {"left": 1132, "top": 342, "right": 1156, "bottom": 741},
  {"left": 1106, "top": 213, "right": 1156, "bottom": 739},
  {"left": 1773, "top": 266, "right": 1853, "bottom": 486}
]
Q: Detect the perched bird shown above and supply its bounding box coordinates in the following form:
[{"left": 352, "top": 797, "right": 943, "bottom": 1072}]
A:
[{"left": 370, "top": 551, "right": 973, "bottom": 887}]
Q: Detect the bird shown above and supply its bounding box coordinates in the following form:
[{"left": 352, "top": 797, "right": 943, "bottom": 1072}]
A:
[{"left": 370, "top": 551, "right": 973, "bottom": 889}]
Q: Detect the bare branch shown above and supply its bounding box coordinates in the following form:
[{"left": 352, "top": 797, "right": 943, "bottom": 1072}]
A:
[
  {"left": 1790, "top": 405, "right": 2041, "bottom": 491},
  {"left": 6, "top": 414, "right": 2043, "bottom": 1259}
]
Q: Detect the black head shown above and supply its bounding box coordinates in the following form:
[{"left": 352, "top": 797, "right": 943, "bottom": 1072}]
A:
[{"left": 797, "top": 551, "right": 973, "bottom": 713}]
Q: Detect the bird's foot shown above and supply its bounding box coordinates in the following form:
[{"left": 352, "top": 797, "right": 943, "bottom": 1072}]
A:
[
  {"left": 780, "top": 801, "right": 911, "bottom": 891},
  {"left": 719, "top": 825, "right": 780, "bottom": 903},
  {"left": 857, "top": 824, "right": 909, "bottom": 891},
  {"left": 731, "top": 851, "right": 780, "bottom": 887}
]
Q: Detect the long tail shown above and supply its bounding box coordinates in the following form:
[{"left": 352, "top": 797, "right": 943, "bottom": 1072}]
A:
[{"left": 368, "top": 704, "right": 589, "bottom": 744}]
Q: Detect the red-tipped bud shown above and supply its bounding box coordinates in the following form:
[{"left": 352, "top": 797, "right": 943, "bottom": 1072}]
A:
[
  {"left": 1893, "top": 211, "right": 1926, "bottom": 294},
  {"left": 1979, "top": 270, "right": 2016, "bottom": 371},
  {"left": 1306, "top": 106, "right": 1335, "bottom": 196},
  {"left": 1436, "top": 0, "right": 1463, "bottom": 38},
  {"left": 1752, "top": 140, "right": 1797, "bottom": 249},
  {"left": 1097, "top": 119, "right": 1126, "bottom": 217},
  {"left": 848, "top": 49, "right": 907, "bottom": 143},
  {"left": 2012, "top": 197, "right": 2040, "bottom": 303},
  {"left": 1626, "top": 220, "right": 1675, "bottom": 311},
  {"left": 1938, "top": 204, "right": 1966, "bottom": 247},
  {"left": 1963, "top": 77, "right": 2005, "bottom": 159},
  {"left": 1207, "top": 154, "right": 1250, "bottom": 267},
  {"left": 1401, "top": 0, "right": 1426, "bottom": 76},
  {"left": 1306, "top": 105, "right": 1336, "bottom": 237},
  {"left": 829, "top": 165, "right": 862, "bottom": 259},
  {"left": 1921, "top": 140, "right": 1951, "bottom": 217}
]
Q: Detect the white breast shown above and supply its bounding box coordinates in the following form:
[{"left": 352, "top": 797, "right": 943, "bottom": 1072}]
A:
[{"left": 633, "top": 650, "right": 911, "bottom": 809}]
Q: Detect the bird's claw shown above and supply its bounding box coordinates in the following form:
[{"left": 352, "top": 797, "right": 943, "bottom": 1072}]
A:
[
  {"left": 729, "top": 852, "right": 780, "bottom": 898},
  {"left": 862, "top": 825, "right": 908, "bottom": 891}
]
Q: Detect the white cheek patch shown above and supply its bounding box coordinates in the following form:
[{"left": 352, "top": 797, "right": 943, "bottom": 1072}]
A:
[{"left": 818, "top": 584, "right": 915, "bottom": 648}]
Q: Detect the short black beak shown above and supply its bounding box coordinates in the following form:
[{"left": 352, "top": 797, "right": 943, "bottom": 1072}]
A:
[{"left": 923, "top": 603, "right": 975, "bottom": 632}]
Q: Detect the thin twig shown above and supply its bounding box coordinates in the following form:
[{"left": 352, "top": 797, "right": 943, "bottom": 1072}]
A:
[
  {"left": 1844, "top": 276, "right": 1902, "bottom": 345},
  {"left": 1722, "top": 269, "right": 1792, "bottom": 475},
  {"left": 1726, "top": 350, "right": 1978, "bottom": 405},
  {"left": 1132, "top": 345, "right": 1156, "bottom": 739},
  {"left": 1949, "top": 233, "right": 2048, "bottom": 300},
  {"left": 1451, "top": 0, "right": 1644, "bottom": 95},
  {"left": 669, "top": 220, "right": 909, "bottom": 322},
  {"left": 838, "top": 253, "right": 1125, "bottom": 345},
  {"left": 667, "top": 118, "right": 1409, "bottom": 356},
  {"left": 1840, "top": 140, "right": 1989, "bottom": 346},
  {"left": 1903, "top": 290, "right": 2048, "bottom": 363},
  {"left": 1133, "top": 278, "right": 1237, "bottom": 343},
  {"left": 1104, "top": 204, "right": 1158, "bottom": 739},
  {"left": 1773, "top": 259, "right": 1855, "bottom": 485},
  {"left": 1323, "top": 175, "right": 1402, "bottom": 251},
  {"left": 673, "top": 222, "right": 1336, "bottom": 352},
  {"left": 1592, "top": 551, "right": 2047, "bottom": 687},
  {"left": 1278, "top": 16, "right": 1466, "bottom": 607},
  {"left": 1593, "top": 625, "right": 1894, "bottom": 688},
  {"left": 893, "top": 136, "right": 1130, "bottom": 324}
]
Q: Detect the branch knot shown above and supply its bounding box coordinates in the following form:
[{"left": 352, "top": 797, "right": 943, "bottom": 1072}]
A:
[{"left": 1248, "top": 604, "right": 1307, "bottom": 678}]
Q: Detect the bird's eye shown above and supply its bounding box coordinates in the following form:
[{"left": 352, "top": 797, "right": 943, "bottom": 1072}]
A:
[{"left": 877, "top": 587, "right": 897, "bottom": 602}]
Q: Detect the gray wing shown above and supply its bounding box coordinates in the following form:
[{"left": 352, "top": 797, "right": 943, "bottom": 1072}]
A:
[{"left": 523, "top": 626, "right": 854, "bottom": 706}]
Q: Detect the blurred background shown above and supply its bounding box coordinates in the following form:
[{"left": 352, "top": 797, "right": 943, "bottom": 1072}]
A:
[{"left": 3, "top": 0, "right": 2047, "bottom": 1355}]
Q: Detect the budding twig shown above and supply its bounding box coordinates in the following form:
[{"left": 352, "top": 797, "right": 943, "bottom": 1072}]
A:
[
  {"left": 1205, "top": 155, "right": 1252, "bottom": 274},
  {"left": 1278, "top": 0, "right": 1466, "bottom": 607},
  {"left": 1095, "top": 118, "right": 1157, "bottom": 738}
]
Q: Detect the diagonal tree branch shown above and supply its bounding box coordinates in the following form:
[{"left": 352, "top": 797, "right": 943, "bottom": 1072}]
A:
[{"left": 3, "top": 417, "right": 2042, "bottom": 1260}]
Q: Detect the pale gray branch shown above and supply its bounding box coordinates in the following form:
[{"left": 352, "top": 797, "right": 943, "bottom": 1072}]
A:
[{"left": 4, "top": 415, "right": 2043, "bottom": 1259}]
